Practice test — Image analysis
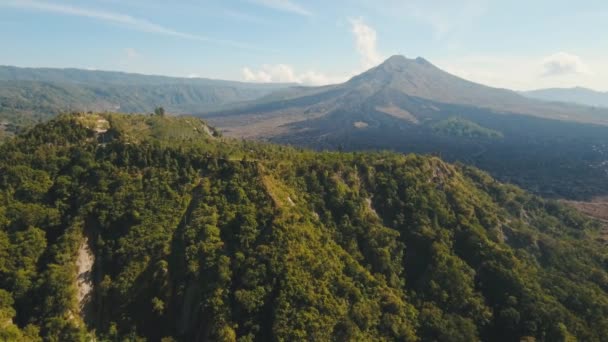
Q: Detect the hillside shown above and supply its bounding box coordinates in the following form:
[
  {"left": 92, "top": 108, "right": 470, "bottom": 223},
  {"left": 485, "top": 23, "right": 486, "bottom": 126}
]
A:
[
  {"left": 0, "top": 113, "right": 607, "bottom": 341},
  {"left": 0, "top": 66, "right": 290, "bottom": 136},
  {"left": 201, "top": 56, "right": 608, "bottom": 200},
  {"left": 523, "top": 87, "right": 608, "bottom": 108}
]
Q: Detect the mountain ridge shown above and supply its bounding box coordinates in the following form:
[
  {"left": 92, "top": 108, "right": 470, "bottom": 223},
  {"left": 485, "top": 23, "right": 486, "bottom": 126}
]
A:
[
  {"left": 523, "top": 86, "right": 608, "bottom": 108},
  {"left": 0, "top": 65, "right": 292, "bottom": 136},
  {"left": 1, "top": 113, "right": 607, "bottom": 341},
  {"left": 0, "top": 65, "right": 295, "bottom": 87}
]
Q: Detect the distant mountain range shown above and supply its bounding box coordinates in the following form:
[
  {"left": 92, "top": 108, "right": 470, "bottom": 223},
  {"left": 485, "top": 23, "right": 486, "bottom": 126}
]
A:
[
  {"left": 522, "top": 87, "right": 608, "bottom": 108},
  {"left": 2, "top": 58, "right": 608, "bottom": 199},
  {"left": 200, "top": 55, "right": 608, "bottom": 199},
  {"left": 0, "top": 65, "right": 290, "bottom": 134}
]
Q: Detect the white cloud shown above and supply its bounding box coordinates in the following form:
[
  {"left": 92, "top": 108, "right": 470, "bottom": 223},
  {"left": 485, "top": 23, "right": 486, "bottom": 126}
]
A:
[
  {"left": 246, "top": 0, "right": 311, "bottom": 16},
  {"left": 124, "top": 48, "right": 139, "bottom": 59},
  {"left": 1, "top": 0, "right": 259, "bottom": 50},
  {"left": 349, "top": 18, "right": 383, "bottom": 69},
  {"left": 241, "top": 18, "right": 386, "bottom": 86},
  {"left": 541, "top": 52, "right": 590, "bottom": 77},
  {"left": 242, "top": 64, "right": 346, "bottom": 85},
  {"left": 242, "top": 66, "right": 275, "bottom": 83}
]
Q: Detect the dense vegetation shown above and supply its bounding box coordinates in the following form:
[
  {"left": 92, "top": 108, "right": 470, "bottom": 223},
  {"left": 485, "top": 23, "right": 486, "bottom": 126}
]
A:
[
  {"left": 1, "top": 113, "right": 607, "bottom": 341},
  {"left": 430, "top": 116, "right": 503, "bottom": 139}
]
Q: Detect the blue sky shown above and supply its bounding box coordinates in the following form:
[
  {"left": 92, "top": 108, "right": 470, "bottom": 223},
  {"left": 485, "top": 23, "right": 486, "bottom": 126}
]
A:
[{"left": 1, "top": 0, "right": 607, "bottom": 90}]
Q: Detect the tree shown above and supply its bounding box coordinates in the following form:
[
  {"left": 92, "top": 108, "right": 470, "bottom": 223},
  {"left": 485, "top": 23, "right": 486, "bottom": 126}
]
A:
[{"left": 154, "top": 107, "right": 166, "bottom": 117}]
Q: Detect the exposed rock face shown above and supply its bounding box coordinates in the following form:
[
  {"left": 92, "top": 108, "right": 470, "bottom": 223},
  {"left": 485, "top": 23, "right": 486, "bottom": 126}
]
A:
[
  {"left": 76, "top": 236, "right": 94, "bottom": 324},
  {"left": 94, "top": 119, "right": 109, "bottom": 134}
]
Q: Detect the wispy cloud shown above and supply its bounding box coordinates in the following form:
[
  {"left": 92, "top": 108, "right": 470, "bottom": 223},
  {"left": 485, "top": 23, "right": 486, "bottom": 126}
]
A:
[
  {"left": 349, "top": 18, "right": 383, "bottom": 69},
  {"left": 224, "top": 9, "right": 267, "bottom": 25},
  {"left": 436, "top": 53, "right": 608, "bottom": 91},
  {"left": 410, "top": 0, "right": 486, "bottom": 40},
  {"left": 1, "top": 0, "right": 261, "bottom": 50},
  {"left": 359, "top": 0, "right": 486, "bottom": 40},
  {"left": 246, "top": 0, "right": 311, "bottom": 16},
  {"left": 118, "top": 47, "right": 141, "bottom": 68}
]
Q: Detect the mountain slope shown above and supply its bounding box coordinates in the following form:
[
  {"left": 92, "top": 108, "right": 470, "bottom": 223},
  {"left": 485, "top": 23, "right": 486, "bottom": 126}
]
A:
[
  {"left": 0, "top": 113, "right": 607, "bottom": 341},
  {"left": 343, "top": 55, "right": 526, "bottom": 109},
  {"left": 203, "top": 55, "right": 608, "bottom": 132},
  {"left": 201, "top": 56, "right": 608, "bottom": 199},
  {"left": 0, "top": 66, "right": 290, "bottom": 136},
  {"left": 523, "top": 87, "right": 608, "bottom": 108}
]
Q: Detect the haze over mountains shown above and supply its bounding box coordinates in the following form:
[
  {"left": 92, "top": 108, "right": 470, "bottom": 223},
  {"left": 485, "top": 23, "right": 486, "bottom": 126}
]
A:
[{"left": 523, "top": 87, "right": 608, "bottom": 108}]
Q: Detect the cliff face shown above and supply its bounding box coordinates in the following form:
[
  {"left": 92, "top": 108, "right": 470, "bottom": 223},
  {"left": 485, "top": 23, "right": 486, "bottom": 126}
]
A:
[{"left": 76, "top": 236, "right": 94, "bottom": 324}]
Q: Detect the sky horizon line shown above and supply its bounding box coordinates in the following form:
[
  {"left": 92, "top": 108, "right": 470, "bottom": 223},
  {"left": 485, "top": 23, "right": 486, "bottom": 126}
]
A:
[{"left": 3, "top": 57, "right": 607, "bottom": 93}]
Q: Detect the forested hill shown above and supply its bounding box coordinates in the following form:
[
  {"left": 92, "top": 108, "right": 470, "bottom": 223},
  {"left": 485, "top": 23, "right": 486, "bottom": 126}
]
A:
[
  {"left": 1, "top": 113, "right": 607, "bottom": 341},
  {"left": 0, "top": 65, "right": 289, "bottom": 137}
]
